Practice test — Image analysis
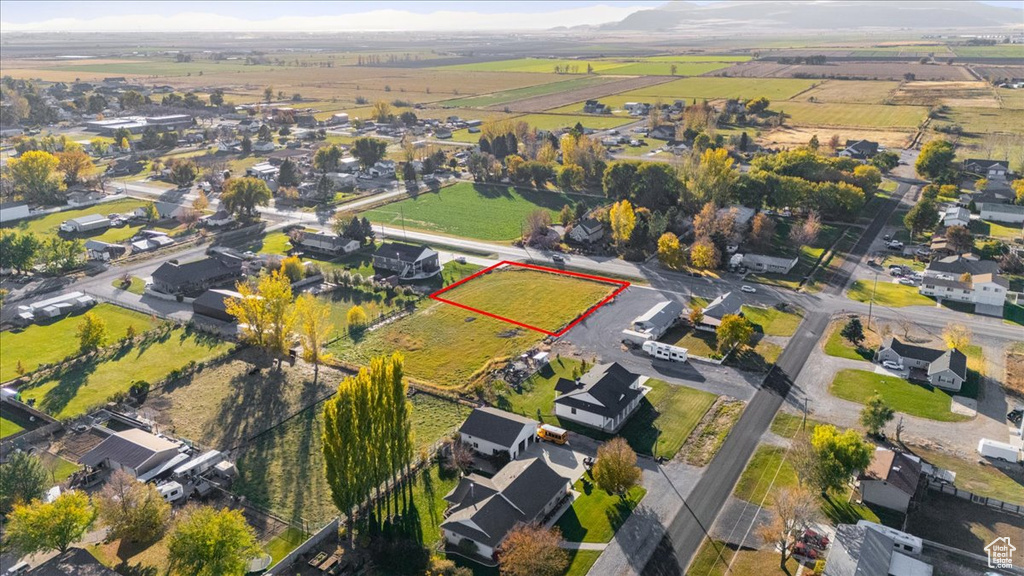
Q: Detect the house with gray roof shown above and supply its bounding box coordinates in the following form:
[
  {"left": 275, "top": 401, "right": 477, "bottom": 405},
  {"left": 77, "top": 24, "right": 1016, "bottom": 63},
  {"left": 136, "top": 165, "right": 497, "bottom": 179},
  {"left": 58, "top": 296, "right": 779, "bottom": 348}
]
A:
[
  {"left": 696, "top": 291, "right": 743, "bottom": 331},
  {"left": 741, "top": 253, "right": 799, "bottom": 274},
  {"left": 979, "top": 202, "right": 1024, "bottom": 224},
  {"left": 554, "top": 362, "right": 644, "bottom": 432},
  {"left": 825, "top": 522, "right": 932, "bottom": 576},
  {"left": 963, "top": 158, "right": 1010, "bottom": 179},
  {"left": 29, "top": 547, "right": 120, "bottom": 576},
  {"left": 151, "top": 254, "right": 243, "bottom": 296},
  {"left": 458, "top": 407, "right": 538, "bottom": 460},
  {"left": 80, "top": 428, "right": 181, "bottom": 479},
  {"left": 839, "top": 139, "right": 879, "bottom": 160},
  {"left": 631, "top": 300, "right": 684, "bottom": 339},
  {"left": 372, "top": 242, "right": 440, "bottom": 279},
  {"left": 568, "top": 218, "right": 605, "bottom": 244},
  {"left": 441, "top": 458, "right": 570, "bottom": 562},
  {"left": 295, "top": 232, "right": 360, "bottom": 256},
  {"left": 875, "top": 337, "right": 968, "bottom": 392},
  {"left": 922, "top": 254, "right": 999, "bottom": 280},
  {"left": 857, "top": 448, "right": 922, "bottom": 513}
]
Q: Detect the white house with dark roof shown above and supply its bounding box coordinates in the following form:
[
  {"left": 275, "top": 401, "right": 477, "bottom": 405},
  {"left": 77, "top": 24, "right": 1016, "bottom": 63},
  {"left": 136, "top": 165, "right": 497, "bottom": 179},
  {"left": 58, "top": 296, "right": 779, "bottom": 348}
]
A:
[
  {"left": 741, "top": 253, "right": 799, "bottom": 274},
  {"left": 839, "top": 139, "right": 879, "bottom": 160},
  {"left": 979, "top": 202, "right": 1024, "bottom": 224},
  {"left": 554, "top": 362, "right": 645, "bottom": 433},
  {"left": 568, "top": 218, "right": 604, "bottom": 244},
  {"left": 295, "top": 232, "right": 360, "bottom": 256},
  {"left": 458, "top": 407, "right": 538, "bottom": 460},
  {"left": 441, "top": 458, "right": 570, "bottom": 561},
  {"left": 963, "top": 158, "right": 1010, "bottom": 179},
  {"left": 857, "top": 448, "right": 922, "bottom": 513},
  {"left": 875, "top": 337, "right": 968, "bottom": 392}
]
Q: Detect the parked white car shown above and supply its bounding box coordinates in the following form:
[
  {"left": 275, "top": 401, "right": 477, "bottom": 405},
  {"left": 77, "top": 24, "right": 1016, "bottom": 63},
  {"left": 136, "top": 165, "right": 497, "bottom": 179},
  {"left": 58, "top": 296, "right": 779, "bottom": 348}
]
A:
[
  {"left": 740, "top": 285, "right": 757, "bottom": 293},
  {"left": 882, "top": 360, "right": 904, "bottom": 371}
]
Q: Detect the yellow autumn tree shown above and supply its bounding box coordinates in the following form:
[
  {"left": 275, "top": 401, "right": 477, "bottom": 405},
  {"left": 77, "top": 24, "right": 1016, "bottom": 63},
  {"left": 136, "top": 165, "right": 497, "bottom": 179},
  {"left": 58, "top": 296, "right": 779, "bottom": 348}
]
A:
[{"left": 609, "top": 199, "right": 636, "bottom": 245}]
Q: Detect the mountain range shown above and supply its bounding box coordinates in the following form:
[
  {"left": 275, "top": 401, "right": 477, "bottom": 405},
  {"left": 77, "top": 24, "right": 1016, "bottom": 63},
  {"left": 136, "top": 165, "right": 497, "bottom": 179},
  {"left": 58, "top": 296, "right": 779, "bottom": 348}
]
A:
[{"left": 603, "top": 1, "right": 1023, "bottom": 32}]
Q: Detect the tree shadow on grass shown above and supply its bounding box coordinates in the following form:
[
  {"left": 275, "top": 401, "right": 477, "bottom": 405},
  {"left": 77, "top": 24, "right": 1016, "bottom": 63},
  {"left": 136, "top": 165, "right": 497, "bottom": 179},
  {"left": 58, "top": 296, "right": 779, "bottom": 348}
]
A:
[
  {"left": 207, "top": 368, "right": 291, "bottom": 448},
  {"left": 36, "top": 361, "right": 98, "bottom": 416}
]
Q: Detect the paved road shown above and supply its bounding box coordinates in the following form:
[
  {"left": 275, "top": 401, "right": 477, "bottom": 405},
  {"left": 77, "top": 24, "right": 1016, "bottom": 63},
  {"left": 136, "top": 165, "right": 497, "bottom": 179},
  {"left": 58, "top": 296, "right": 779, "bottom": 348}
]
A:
[{"left": 640, "top": 311, "right": 829, "bottom": 576}]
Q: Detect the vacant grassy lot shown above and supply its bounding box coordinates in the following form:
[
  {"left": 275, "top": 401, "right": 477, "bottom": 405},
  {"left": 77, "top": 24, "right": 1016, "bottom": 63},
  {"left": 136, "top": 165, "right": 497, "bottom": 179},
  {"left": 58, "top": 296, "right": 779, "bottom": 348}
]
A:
[
  {"left": 686, "top": 538, "right": 800, "bottom": 576},
  {"left": 0, "top": 304, "right": 160, "bottom": 383},
  {"left": 847, "top": 280, "right": 935, "bottom": 307},
  {"left": 556, "top": 477, "right": 646, "bottom": 542},
  {"left": 830, "top": 369, "right": 968, "bottom": 422},
  {"left": 970, "top": 218, "right": 1024, "bottom": 241},
  {"left": 1, "top": 198, "right": 148, "bottom": 241},
  {"left": 822, "top": 318, "right": 881, "bottom": 361},
  {"left": 21, "top": 328, "right": 233, "bottom": 419},
  {"left": 362, "top": 182, "right": 606, "bottom": 241},
  {"left": 232, "top": 393, "right": 467, "bottom": 526},
  {"left": 496, "top": 358, "right": 718, "bottom": 459},
  {"left": 661, "top": 325, "right": 719, "bottom": 358},
  {"left": 437, "top": 266, "right": 617, "bottom": 333},
  {"left": 441, "top": 76, "right": 612, "bottom": 108},
  {"left": 741, "top": 305, "right": 803, "bottom": 337},
  {"left": 769, "top": 411, "right": 824, "bottom": 439},
  {"left": 911, "top": 446, "right": 1024, "bottom": 505},
  {"left": 441, "top": 58, "right": 631, "bottom": 74},
  {"left": 734, "top": 445, "right": 799, "bottom": 504},
  {"left": 331, "top": 300, "right": 541, "bottom": 387},
  {"left": 773, "top": 101, "right": 928, "bottom": 129}
]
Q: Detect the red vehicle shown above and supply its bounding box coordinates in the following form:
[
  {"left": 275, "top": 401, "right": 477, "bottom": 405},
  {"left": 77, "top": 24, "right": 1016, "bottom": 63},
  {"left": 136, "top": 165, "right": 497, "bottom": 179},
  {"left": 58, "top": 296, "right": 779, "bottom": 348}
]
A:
[
  {"left": 791, "top": 542, "right": 819, "bottom": 560},
  {"left": 801, "top": 529, "right": 830, "bottom": 550}
]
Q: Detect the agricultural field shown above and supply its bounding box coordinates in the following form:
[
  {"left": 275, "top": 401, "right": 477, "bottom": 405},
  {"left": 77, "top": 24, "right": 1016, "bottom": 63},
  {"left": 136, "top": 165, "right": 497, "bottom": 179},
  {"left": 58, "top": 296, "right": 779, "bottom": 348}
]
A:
[
  {"left": 440, "top": 58, "right": 634, "bottom": 74},
  {"left": 492, "top": 75, "right": 672, "bottom": 113},
  {"left": 441, "top": 76, "right": 614, "bottom": 108},
  {"left": 716, "top": 60, "right": 976, "bottom": 81},
  {"left": 795, "top": 80, "right": 900, "bottom": 104},
  {"left": 361, "top": 182, "right": 607, "bottom": 241},
  {"left": 232, "top": 392, "right": 468, "bottom": 525},
  {"left": 953, "top": 45, "right": 1024, "bottom": 58},
  {"left": 891, "top": 81, "right": 999, "bottom": 108},
  {"left": 1, "top": 198, "right": 149, "bottom": 241},
  {"left": 435, "top": 265, "right": 619, "bottom": 334},
  {"left": 759, "top": 126, "right": 914, "bottom": 149},
  {"left": 20, "top": 328, "right": 233, "bottom": 419},
  {"left": 614, "top": 76, "right": 818, "bottom": 102},
  {"left": 772, "top": 101, "right": 928, "bottom": 129},
  {"left": 0, "top": 304, "right": 161, "bottom": 383}
]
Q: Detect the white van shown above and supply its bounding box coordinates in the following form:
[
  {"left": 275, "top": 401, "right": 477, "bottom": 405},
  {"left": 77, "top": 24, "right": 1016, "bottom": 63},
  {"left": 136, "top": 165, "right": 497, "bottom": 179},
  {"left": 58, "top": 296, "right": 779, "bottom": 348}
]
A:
[
  {"left": 5, "top": 562, "right": 30, "bottom": 575},
  {"left": 157, "top": 481, "right": 185, "bottom": 503}
]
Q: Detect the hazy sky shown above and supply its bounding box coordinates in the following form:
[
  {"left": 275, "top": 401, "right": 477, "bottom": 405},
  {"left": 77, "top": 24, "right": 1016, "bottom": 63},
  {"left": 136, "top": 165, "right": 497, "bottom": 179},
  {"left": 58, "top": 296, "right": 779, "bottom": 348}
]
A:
[{"left": 1, "top": 1, "right": 1020, "bottom": 32}]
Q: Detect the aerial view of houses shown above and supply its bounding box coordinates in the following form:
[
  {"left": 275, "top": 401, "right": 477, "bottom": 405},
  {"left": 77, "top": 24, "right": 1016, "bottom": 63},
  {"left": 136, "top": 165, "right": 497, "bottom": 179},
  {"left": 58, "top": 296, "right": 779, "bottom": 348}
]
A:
[{"left": 0, "top": 2, "right": 1022, "bottom": 576}]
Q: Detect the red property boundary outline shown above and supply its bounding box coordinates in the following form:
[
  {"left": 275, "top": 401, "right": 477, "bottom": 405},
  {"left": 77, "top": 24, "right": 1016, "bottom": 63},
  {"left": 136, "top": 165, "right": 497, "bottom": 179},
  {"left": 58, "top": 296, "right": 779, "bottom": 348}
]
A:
[{"left": 429, "top": 260, "right": 630, "bottom": 337}]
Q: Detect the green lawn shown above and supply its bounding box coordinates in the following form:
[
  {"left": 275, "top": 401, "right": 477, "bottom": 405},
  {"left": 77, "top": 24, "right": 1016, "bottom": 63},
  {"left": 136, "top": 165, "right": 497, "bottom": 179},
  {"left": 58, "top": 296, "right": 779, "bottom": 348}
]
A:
[
  {"left": 847, "top": 280, "right": 934, "bottom": 307},
  {"left": 769, "top": 411, "right": 824, "bottom": 439},
  {"left": 20, "top": 328, "right": 233, "bottom": 419},
  {"left": 911, "top": 447, "right": 1024, "bottom": 505},
  {"left": 556, "top": 477, "right": 646, "bottom": 542},
  {"left": 438, "top": 266, "right": 617, "bottom": 333},
  {"left": 741, "top": 305, "right": 803, "bottom": 337},
  {"left": 265, "top": 527, "right": 309, "bottom": 566},
  {"left": 0, "top": 417, "right": 25, "bottom": 438},
  {"left": 0, "top": 304, "right": 161, "bottom": 383},
  {"left": 1, "top": 198, "right": 148, "bottom": 241},
  {"left": 40, "top": 451, "right": 81, "bottom": 483},
  {"left": 829, "top": 369, "right": 968, "bottom": 422},
  {"left": 661, "top": 325, "right": 719, "bottom": 358},
  {"left": 322, "top": 287, "right": 401, "bottom": 338},
  {"left": 565, "top": 550, "right": 602, "bottom": 576},
  {"left": 111, "top": 276, "right": 147, "bottom": 295},
  {"left": 734, "top": 446, "right": 799, "bottom": 504},
  {"left": 234, "top": 394, "right": 467, "bottom": 527},
  {"left": 773, "top": 101, "right": 928, "bottom": 129},
  {"left": 970, "top": 219, "right": 1023, "bottom": 242},
  {"left": 496, "top": 358, "right": 717, "bottom": 459},
  {"left": 822, "top": 319, "right": 880, "bottom": 361},
  {"left": 361, "top": 182, "right": 607, "bottom": 241}
]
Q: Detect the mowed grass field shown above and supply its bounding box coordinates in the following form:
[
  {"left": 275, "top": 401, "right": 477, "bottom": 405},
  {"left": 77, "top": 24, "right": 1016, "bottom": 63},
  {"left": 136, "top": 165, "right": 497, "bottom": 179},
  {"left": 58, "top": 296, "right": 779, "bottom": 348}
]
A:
[
  {"left": 331, "top": 300, "right": 542, "bottom": 387},
  {"left": 437, "top": 266, "right": 617, "bottom": 333},
  {"left": 2, "top": 198, "right": 149, "bottom": 241},
  {"left": 21, "top": 328, "right": 233, "bottom": 419},
  {"left": 0, "top": 304, "right": 160, "bottom": 383},
  {"left": 773, "top": 101, "right": 929, "bottom": 128},
  {"left": 361, "top": 182, "right": 607, "bottom": 241},
  {"left": 618, "top": 76, "right": 819, "bottom": 101},
  {"left": 516, "top": 113, "right": 634, "bottom": 131},
  {"left": 830, "top": 369, "right": 968, "bottom": 422},
  {"left": 232, "top": 393, "right": 468, "bottom": 525},
  {"left": 797, "top": 80, "right": 901, "bottom": 104}
]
